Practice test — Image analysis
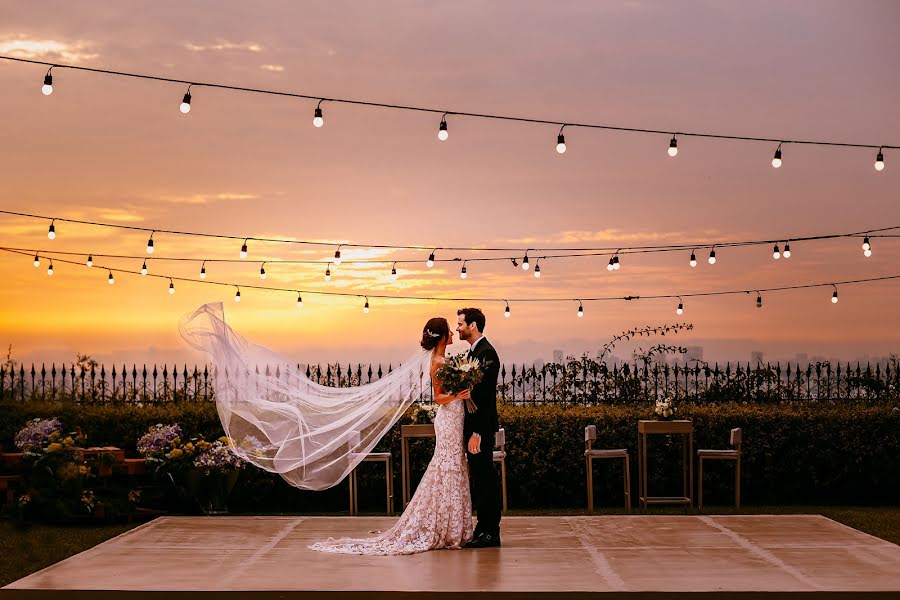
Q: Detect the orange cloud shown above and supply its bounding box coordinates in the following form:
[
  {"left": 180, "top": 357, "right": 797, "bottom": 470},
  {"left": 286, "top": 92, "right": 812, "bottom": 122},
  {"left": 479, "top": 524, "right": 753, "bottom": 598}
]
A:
[{"left": 0, "top": 37, "right": 99, "bottom": 62}]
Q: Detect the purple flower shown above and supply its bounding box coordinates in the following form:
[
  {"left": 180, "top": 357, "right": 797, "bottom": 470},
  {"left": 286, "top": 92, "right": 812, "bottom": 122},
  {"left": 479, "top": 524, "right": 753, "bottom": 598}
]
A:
[
  {"left": 137, "top": 423, "right": 183, "bottom": 458},
  {"left": 14, "top": 418, "right": 63, "bottom": 452},
  {"left": 193, "top": 440, "right": 244, "bottom": 475}
]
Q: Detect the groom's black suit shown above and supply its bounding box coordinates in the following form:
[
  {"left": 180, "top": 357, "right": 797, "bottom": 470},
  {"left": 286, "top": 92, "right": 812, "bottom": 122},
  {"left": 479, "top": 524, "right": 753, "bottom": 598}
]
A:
[{"left": 464, "top": 336, "right": 501, "bottom": 538}]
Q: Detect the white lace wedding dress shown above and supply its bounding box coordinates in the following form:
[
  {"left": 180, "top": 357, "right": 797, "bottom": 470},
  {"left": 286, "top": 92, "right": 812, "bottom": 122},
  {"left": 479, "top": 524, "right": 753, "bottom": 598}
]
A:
[{"left": 309, "top": 396, "right": 473, "bottom": 555}]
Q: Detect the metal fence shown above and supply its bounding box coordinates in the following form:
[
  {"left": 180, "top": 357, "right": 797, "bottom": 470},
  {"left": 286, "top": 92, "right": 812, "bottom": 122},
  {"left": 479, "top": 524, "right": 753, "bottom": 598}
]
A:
[{"left": 2, "top": 359, "right": 898, "bottom": 404}]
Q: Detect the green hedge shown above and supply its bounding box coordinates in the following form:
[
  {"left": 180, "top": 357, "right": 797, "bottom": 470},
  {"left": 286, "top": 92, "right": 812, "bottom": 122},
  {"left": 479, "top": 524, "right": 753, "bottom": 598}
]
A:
[{"left": 2, "top": 401, "right": 898, "bottom": 512}]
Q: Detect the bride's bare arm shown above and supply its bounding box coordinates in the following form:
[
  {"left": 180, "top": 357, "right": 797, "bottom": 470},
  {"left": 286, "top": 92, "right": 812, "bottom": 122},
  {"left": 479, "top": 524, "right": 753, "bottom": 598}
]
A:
[{"left": 432, "top": 360, "right": 469, "bottom": 405}]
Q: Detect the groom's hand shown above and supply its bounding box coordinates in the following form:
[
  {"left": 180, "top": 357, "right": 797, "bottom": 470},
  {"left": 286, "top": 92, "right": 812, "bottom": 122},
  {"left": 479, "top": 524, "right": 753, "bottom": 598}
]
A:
[{"left": 468, "top": 433, "right": 481, "bottom": 454}]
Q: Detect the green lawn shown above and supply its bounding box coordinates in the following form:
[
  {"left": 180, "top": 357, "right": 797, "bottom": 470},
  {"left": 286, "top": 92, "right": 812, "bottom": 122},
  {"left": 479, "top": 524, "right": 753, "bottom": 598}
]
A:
[{"left": 2, "top": 506, "right": 898, "bottom": 587}]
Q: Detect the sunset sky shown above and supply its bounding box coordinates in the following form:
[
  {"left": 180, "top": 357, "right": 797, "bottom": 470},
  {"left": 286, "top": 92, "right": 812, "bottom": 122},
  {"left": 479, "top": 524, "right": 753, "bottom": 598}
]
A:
[{"left": 1, "top": 1, "right": 898, "bottom": 368}]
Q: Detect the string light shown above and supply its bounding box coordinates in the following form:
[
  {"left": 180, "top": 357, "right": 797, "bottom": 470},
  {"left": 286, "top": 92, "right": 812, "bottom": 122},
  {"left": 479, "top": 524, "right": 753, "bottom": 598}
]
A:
[
  {"left": 235, "top": 287, "right": 241, "bottom": 302},
  {"left": 426, "top": 250, "right": 435, "bottom": 268},
  {"left": 363, "top": 296, "right": 369, "bottom": 314},
  {"left": 47, "top": 220, "right": 56, "bottom": 240},
  {"left": 86, "top": 254, "right": 93, "bottom": 268},
  {"left": 333, "top": 245, "right": 342, "bottom": 265},
  {"left": 556, "top": 125, "right": 567, "bottom": 154},
  {"left": 504, "top": 300, "right": 511, "bottom": 318},
  {"left": 33, "top": 253, "right": 39, "bottom": 267},
  {"left": 607, "top": 257, "right": 614, "bottom": 272},
  {"left": 199, "top": 260, "right": 206, "bottom": 279},
  {"left": 863, "top": 235, "right": 872, "bottom": 257},
  {"left": 259, "top": 263, "right": 267, "bottom": 280},
  {"left": 140, "top": 260, "right": 148, "bottom": 276},
  {"left": 41, "top": 67, "right": 53, "bottom": 96},
  {"left": 577, "top": 300, "right": 584, "bottom": 318},
  {"left": 676, "top": 297, "right": 684, "bottom": 315},
  {"left": 390, "top": 262, "right": 398, "bottom": 281},
  {"left": 108, "top": 270, "right": 115, "bottom": 285},
  {"left": 179, "top": 86, "right": 192, "bottom": 114},
  {"left": 522, "top": 253, "right": 530, "bottom": 271},
  {"left": 783, "top": 242, "right": 792, "bottom": 258},
  {"left": 875, "top": 148, "right": 885, "bottom": 172},
  {"left": 756, "top": 291, "right": 762, "bottom": 308},
  {"left": 773, "top": 243, "right": 781, "bottom": 260},
  {"left": 708, "top": 246, "right": 717, "bottom": 265},
  {"left": 313, "top": 100, "right": 324, "bottom": 128},
  {"left": 460, "top": 261, "right": 468, "bottom": 279},
  {"left": 613, "top": 254, "right": 620, "bottom": 270},
  {"left": 240, "top": 239, "right": 248, "bottom": 259},
  {"left": 438, "top": 114, "right": 449, "bottom": 141},
  {"left": 5, "top": 55, "right": 896, "bottom": 169},
  {"left": 146, "top": 232, "right": 155, "bottom": 254},
  {"left": 168, "top": 278, "right": 175, "bottom": 295},
  {"left": 533, "top": 260, "right": 541, "bottom": 278},
  {"left": 689, "top": 250, "right": 697, "bottom": 268},
  {"left": 772, "top": 143, "right": 783, "bottom": 168},
  {"left": 831, "top": 285, "right": 839, "bottom": 304},
  {"left": 668, "top": 135, "right": 678, "bottom": 157},
  {"left": 296, "top": 292, "right": 303, "bottom": 308},
  {"left": 47, "top": 260, "right": 53, "bottom": 276},
  {"left": 324, "top": 263, "right": 332, "bottom": 282}
]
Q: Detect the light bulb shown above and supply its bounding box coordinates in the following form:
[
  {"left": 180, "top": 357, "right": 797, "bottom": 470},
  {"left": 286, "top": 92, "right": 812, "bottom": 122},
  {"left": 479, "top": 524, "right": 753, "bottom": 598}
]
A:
[
  {"left": 325, "top": 267, "right": 331, "bottom": 282},
  {"left": 668, "top": 136, "right": 678, "bottom": 157},
  {"left": 296, "top": 294, "right": 303, "bottom": 308},
  {"left": 676, "top": 302, "right": 684, "bottom": 315},
  {"left": 831, "top": 290, "right": 839, "bottom": 304},
  {"left": 180, "top": 92, "right": 191, "bottom": 114},
  {"left": 169, "top": 281, "right": 175, "bottom": 295},
  {"left": 689, "top": 252, "right": 697, "bottom": 268},
  {"left": 47, "top": 262, "right": 54, "bottom": 276},
  {"left": 33, "top": 254, "right": 40, "bottom": 267},
  {"left": 438, "top": 120, "right": 448, "bottom": 141},
  {"left": 240, "top": 242, "right": 248, "bottom": 259},
  {"left": 783, "top": 243, "right": 791, "bottom": 258},
  {"left": 875, "top": 150, "right": 885, "bottom": 172},
  {"left": 334, "top": 249, "right": 342, "bottom": 265},
  {"left": 862, "top": 236, "right": 870, "bottom": 251},
  {"left": 607, "top": 258, "right": 614, "bottom": 272},
  {"left": 363, "top": 299, "right": 369, "bottom": 314},
  {"left": 772, "top": 146, "right": 783, "bottom": 168},
  {"left": 41, "top": 73, "right": 53, "bottom": 96},
  {"left": 504, "top": 304, "right": 511, "bottom": 318},
  {"left": 313, "top": 106, "right": 324, "bottom": 128},
  {"left": 460, "top": 265, "right": 468, "bottom": 279},
  {"left": 522, "top": 254, "right": 530, "bottom": 271},
  {"left": 773, "top": 244, "right": 781, "bottom": 260},
  {"left": 146, "top": 238, "right": 154, "bottom": 254},
  {"left": 391, "top": 266, "right": 398, "bottom": 280},
  {"left": 235, "top": 290, "right": 241, "bottom": 302},
  {"left": 141, "top": 261, "right": 148, "bottom": 276},
  {"left": 864, "top": 248, "right": 872, "bottom": 258},
  {"left": 708, "top": 249, "right": 717, "bottom": 265},
  {"left": 108, "top": 271, "right": 115, "bottom": 285},
  {"left": 260, "top": 265, "right": 267, "bottom": 280},
  {"left": 86, "top": 255, "right": 93, "bottom": 268},
  {"left": 534, "top": 264, "right": 541, "bottom": 278},
  {"left": 577, "top": 304, "right": 584, "bottom": 318},
  {"left": 556, "top": 133, "right": 566, "bottom": 154},
  {"left": 756, "top": 294, "right": 762, "bottom": 308},
  {"left": 426, "top": 252, "right": 435, "bottom": 268},
  {"left": 200, "top": 265, "right": 206, "bottom": 279},
  {"left": 48, "top": 223, "right": 56, "bottom": 239},
  {"left": 613, "top": 256, "right": 620, "bottom": 270}
]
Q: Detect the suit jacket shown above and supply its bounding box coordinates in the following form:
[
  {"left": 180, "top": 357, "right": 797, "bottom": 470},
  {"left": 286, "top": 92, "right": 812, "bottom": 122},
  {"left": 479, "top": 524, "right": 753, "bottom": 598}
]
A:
[{"left": 464, "top": 337, "right": 500, "bottom": 441}]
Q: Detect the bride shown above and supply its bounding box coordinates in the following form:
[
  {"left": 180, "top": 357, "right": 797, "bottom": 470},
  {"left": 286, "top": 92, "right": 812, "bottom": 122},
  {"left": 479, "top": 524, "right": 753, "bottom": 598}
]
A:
[{"left": 178, "top": 304, "right": 473, "bottom": 554}]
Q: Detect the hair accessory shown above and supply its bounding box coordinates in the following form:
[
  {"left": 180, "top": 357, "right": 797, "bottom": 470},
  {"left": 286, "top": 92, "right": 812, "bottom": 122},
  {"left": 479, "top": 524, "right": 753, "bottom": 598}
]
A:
[{"left": 426, "top": 328, "right": 441, "bottom": 338}]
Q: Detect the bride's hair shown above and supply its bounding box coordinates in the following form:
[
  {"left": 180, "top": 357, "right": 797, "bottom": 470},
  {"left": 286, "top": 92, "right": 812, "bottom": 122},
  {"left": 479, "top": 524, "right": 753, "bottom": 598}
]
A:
[{"left": 420, "top": 317, "right": 450, "bottom": 351}]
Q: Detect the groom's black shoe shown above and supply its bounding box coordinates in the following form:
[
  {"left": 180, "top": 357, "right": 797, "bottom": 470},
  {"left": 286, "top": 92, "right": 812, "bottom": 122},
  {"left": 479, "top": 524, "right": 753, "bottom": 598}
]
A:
[{"left": 465, "top": 532, "right": 501, "bottom": 548}]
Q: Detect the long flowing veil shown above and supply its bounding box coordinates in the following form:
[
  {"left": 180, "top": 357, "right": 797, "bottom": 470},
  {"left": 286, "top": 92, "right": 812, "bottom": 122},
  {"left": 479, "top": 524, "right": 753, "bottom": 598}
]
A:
[{"left": 178, "top": 302, "right": 433, "bottom": 490}]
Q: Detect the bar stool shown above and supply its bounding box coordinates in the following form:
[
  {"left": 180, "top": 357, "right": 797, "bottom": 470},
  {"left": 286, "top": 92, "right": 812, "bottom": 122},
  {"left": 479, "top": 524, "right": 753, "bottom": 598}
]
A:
[
  {"left": 348, "top": 430, "right": 394, "bottom": 515},
  {"left": 697, "top": 427, "right": 742, "bottom": 510},
  {"left": 585, "top": 425, "right": 631, "bottom": 513}
]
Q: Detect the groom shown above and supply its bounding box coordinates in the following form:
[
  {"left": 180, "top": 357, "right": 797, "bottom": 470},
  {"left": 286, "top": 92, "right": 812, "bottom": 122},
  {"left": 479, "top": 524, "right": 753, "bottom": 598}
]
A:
[{"left": 457, "top": 307, "right": 502, "bottom": 548}]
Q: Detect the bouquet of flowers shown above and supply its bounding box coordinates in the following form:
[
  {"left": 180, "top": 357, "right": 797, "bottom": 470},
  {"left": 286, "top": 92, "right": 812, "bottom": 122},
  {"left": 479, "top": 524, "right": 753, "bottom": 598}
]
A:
[
  {"left": 435, "top": 353, "right": 483, "bottom": 413},
  {"left": 137, "top": 423, "right": 184, "bottom": 459},
  {"left": 193, "top": 438, "right": 245, "bottom": 476},
  {"left": 654, "top": 395, "right": 676, "bottom": 420},
  {"left": 15, "top": 417, "right": 86, "bottom": 459}
]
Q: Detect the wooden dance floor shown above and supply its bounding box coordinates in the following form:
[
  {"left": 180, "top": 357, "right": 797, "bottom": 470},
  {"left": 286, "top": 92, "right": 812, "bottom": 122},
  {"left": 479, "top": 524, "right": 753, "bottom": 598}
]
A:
[{"left": 4, "top": 515, "right": 900, "bottom": 598}]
